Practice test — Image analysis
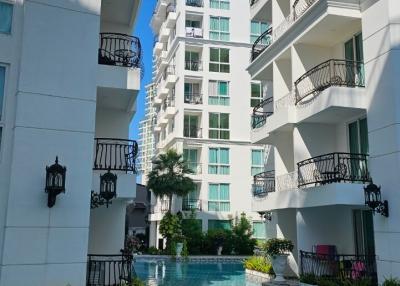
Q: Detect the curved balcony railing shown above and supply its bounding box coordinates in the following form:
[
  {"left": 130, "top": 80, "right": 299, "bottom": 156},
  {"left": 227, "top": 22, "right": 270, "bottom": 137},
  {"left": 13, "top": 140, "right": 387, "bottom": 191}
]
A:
[
  {"left": 182, "top": 199, "right": 202, "bottom": 211},
  {"left": 185, "top": 60, "right": 203, "bottom": 71},
  {"left": 184, "top": 92, "right": 203, "bottom": 104},
  {"left": 98, "top": 33, "right": 141, "bottom": 68},
  {"left": 93, "top": 138, "right": 138, "bottom": 173},
  {"left": 300, "top": 251, "right": 377, "bottom": 284},
  {"left": 297, "top": 152, "right": 371, "bottom": 188},
  {"left": 252, "top": 97, "right": 273, "bottom": 129},
  {"left": 294, "top": 59, "right": 365, "bottom": 105},
  {"left": 252, "top": 170, "right": 275, "bottom": 197},
  {"left": 86, "top": 254, "right": 134, "bottom": 286},
  {"left": 251, "top": 27, "right": 273, "bottom": 61}
]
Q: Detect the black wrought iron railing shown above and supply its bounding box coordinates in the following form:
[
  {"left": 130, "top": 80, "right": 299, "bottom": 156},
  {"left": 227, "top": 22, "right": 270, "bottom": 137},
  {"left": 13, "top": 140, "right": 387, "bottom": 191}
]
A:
[
  {"left": 251, "top": 27, "right": 273, "bottom": 61},
  {"left": 86, "top": 254, "right": 134, "bottom": 286},
  {"left": 182, "top": 199, "right": 202, "bottom": 211},
  {"left": 93, "top": 138, "right": 138, "bottom": 173},
  {"left": 250, "top": 0, "right": 260, "bottom": 6},
  {"left": 185, "top": 60, "right": 203, "bottom": 71},
  {"left": 98, "top": 33, "right": 141, "bottom": 68},
  {"left": 184, "top": 92, "right": 203, "bottom": 104},
  {"left": 186, "top": 0, "right": 203, "bottom": 7},
  {"left": 253, "top": 170, "right": 275, "bottom": 197},
  {"left": 252, "top": 97, "right": 274, "bottom": 129},
  {"left": 297, "top": 152, "right": 371, "bottom": 188},
  {"left": 294, "top": 59, "right": 365, "bottom": 104},
  {"left": 184, "top": 126, "right": 202, "bottom": 138},
  {"left": 300, "top": 251, "right": 377, "bottom": 284}
]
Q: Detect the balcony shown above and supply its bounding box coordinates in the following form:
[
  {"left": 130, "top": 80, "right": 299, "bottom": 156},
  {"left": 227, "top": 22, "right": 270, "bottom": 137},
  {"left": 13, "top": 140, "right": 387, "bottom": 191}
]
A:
[
  {"left": 252, "top": 96, "right": 273, "bottom": 129},
  {"left": 300, "top": 251, "right": 377, "bottom": 284},
  {"left": 184, "top": 92, "right": 203, "bottom": 105},
  {"left": 93, "top": 138, "right": 138, "bottom": 173},
  {"left": 86, "top": 254, "right": 133, "bottom": 286},
  {"left": 187, "top": 162, "right": 202, "bottom": 175},
  {"left": 251, "top": 27, "right": 273, "bottom": 61},
  {"left": 150, "top": 199, "right": 170, "bottom": 214},
  {"left": 98, "top": 33, "right": 141, "bottom": 68},
  {"left": 185, "top": 60, "right": 203, "bottom": 71},
  {"left": 295, "top": 59, "right": 365, "bottom": 105},
  {"left": 164, "top": 65, "right": 177, "bottom": 89},
  {"left": 297, "top": 152, "right": 371, "bottom": 188},
  {"left": 186, "top": 0, "right": 203, "bottom": 7},
  {"left": 185, "top": 27, "right": 203, "bottom": 38},
  {"left": 252, "top": 170, "right": 275, "bottom": 197},
  {"left": 182, "top": 199, "right": 202, "bottom": 211},
  {"left": 184, "top": 126, "right": 202, "bottom": 138},
  {"left": 165, "top": 4, "right": 177, "bottom": 28}
]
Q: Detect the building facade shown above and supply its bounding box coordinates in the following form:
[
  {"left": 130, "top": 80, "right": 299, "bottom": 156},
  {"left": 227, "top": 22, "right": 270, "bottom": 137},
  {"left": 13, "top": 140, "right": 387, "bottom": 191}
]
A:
[
  {"left": 248, "top": 0, "right": 400, "bottom": 282},
  {"left": 148, "top": 0, "right": 271, "bottom": 248},
  {"left": 0, "top": 0, "right": 141, "bottom": 285},
  {"left": 138, "top": 83, "right": 157, "bottom": 184}
]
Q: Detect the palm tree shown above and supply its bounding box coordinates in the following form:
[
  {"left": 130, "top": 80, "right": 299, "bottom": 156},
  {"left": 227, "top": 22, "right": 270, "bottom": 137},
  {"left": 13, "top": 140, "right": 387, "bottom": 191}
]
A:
[{"left": 147, "top": 149, "right": 196, "bottom": 212}]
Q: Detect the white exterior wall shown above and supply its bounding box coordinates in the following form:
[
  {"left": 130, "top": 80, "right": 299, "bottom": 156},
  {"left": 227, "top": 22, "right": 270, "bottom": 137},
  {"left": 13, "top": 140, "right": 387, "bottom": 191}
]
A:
[
  {"left": 247, "top": 0, "right": 400, "bottom": 282},
  {"left": 0, "top": 0, "right": 140, "bottom": 285},
  {"left": 148, "top": 0, "right": 266, "bottom": 247}
]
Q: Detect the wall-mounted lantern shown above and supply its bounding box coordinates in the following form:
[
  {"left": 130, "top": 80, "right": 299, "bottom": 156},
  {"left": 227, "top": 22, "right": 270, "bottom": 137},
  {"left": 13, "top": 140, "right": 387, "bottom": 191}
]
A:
[
  {"left": 45, "top": 156, "right": 66, "bottom": 208},
  {"left": 99, "top": 169, "right": 117, "bottom": 208},
  {"left": 258, "top": 211, "right": 272, "bottom": 222},
  {"left": 364, "top": 182, "right": 389, "bottom": 217}
]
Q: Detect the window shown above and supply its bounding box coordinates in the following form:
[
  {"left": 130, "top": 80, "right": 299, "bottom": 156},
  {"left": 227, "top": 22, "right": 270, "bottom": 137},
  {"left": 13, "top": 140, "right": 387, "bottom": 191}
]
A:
[
  {"left": 345, "top": 33, "right": 365, "bottom": 85},
  {"left": 208, "top": 219, "right": 231, "bottom": 230},
  {"left": 209, "top": 16, "right": 230, "bottom": 41},
  {"left": 0, "top": 2, "right": 13, "bottom": 34},
  {"left": 208, "top": 184, "right": 230, "bottom": 212},
  {"left": 209, "top": 48, "right": 230, "bottom": 73},
  {"left": 251, "top": 150, "right": 264, "bottom": 176},
  {"left": 210, "top": 0, "right": 229, "bottom": 10},
  {"left": 208, "top": 147, "right": 229, "bottom": 174},
  {"left": 250, "top": 21, "right": 269, "bottom": 44},
  {"left": 182, "top": 184, "right": 200, "bottom": 209},
  {"left": 184, "top": 115, "right": 200, "bottom": 138},
  {"left": 0, "top": 66, "right": 4, "bottom": 150},
  {"left": 209, "top": 80, "right": 229, "bottom": 106},
  {"left": 348, "top": 117, "right": 368, "bottom": 154},
  {"left": 253, "top": 222, "right": 266, "bottom": 239},
  {"left": 185, "top": 51, "right": 200, "bottom": 71},
  {"left": 184, "top": 82, "right": 201, "bottom": 104},
  {"left": 209, "top": 113, "right": 229, "bottom": 139},
  {"left": 185, "top": 19, "right": 201, "bottom": 28},
  {"left": 183, "top": 149, "right": 199, "bottom": 173},
  {"left": 251, "top": 82, "right": 263, "bottom": 107}
]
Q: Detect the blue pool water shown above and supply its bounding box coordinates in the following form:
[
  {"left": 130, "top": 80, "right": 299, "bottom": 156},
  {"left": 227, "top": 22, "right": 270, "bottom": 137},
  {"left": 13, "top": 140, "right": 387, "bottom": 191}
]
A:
[{"left": 135, "top": 259, "right": 261, "bottom": 286}]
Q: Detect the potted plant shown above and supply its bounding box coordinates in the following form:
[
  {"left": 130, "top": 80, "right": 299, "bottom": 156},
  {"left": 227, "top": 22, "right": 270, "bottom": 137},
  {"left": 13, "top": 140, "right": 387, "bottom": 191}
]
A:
[
  {"left": 214, "top": 231, "right": 226, "bottom": 256},
  {"left": 264, "top": 238, "right": 294, "bottom": 282},
  {"left": 174, "top": 234, "right": 185, "bottom": 258}
]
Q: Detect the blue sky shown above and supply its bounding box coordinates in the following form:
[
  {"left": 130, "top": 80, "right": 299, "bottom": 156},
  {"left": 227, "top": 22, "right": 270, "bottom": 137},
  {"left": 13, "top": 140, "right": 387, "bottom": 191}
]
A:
[{"left": 130, "top": 0, "right": 157, "bottom": 140}]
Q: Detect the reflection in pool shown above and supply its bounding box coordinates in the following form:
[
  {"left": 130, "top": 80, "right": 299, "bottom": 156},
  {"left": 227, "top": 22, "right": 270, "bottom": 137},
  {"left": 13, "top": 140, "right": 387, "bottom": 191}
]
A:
[{"left": 135, "top": 259, "right": 261, "bottom": 286}]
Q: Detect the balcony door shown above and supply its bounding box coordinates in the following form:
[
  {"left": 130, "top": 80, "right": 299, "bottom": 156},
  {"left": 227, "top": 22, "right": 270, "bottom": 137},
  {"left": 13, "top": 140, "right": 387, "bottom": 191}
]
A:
[
  {"left": 183, "top": 149, "right": 198, "bottom": 173},
  {"left": 348, "top": 117, "right": 369, "bottom": 179},
  {"left": 353, "top": 210, "right": 375, "bottom": 256},
  {"left": 184, "top": 115, "right": 199, "bottom": 138},
  {"left": 184, "top": 82, "right": 201, "bottom": 103},
  {"left": 345, "top": 33, "right": 364, "bottom": 85},
  {"left": 185, "top": 51, "right": 200, "bottom": 71}
]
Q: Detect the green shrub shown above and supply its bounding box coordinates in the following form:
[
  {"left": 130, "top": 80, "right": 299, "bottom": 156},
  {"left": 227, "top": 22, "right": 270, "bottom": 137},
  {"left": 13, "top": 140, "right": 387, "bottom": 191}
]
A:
[
  {"left": 383, "top": 277, "right": 400, "bottom": 286},
  {"left": 130, "top": 277, "right": 145, "bottom": 286},
  {"left": 232, "top": 213, "right": 257, "bottom": 255},
  {"left": 263, "top": 238, "right": 294, "bottom": 257},
  {"left": 317, "top": 277, "right": 339, "bottom": 286},
  {"left": 203, "top": 229, "right": 234, "bottom": 255},
  {"left": 147, "top": 246, "right": 160, "bottom": 255},
  {"left": 159, "top": 212, "right": 183, "bottom": 254},
  {"left": 182, "top": 211, "right": 204, "bottom": 255},
  {"left": 299, "top": 273, "right": 318, "bottom": 284},
  {"left": 243, "top": 256, "right": 274, "bottom": 275}
]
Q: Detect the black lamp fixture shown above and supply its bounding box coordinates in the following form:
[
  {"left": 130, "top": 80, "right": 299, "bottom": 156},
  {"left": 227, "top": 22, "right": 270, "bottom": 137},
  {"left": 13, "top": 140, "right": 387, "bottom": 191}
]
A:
[
  {"left": 45, "top": 156, "right": 66, "bottom": 208},
  {"left": 99, "top": 169, "right": 117, "bottom": 208},
  {"left": 364, "top": 182, "right": 389, "bottom": 217},
  {"left": 258, "top": 211, "right": 272, "bottom": 222}
]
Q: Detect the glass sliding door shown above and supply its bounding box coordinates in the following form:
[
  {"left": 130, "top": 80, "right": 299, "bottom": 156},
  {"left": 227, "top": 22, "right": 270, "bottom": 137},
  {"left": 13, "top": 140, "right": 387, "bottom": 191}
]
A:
[{"left": 353, "top": 210, "right": 375, "bottom": 256}]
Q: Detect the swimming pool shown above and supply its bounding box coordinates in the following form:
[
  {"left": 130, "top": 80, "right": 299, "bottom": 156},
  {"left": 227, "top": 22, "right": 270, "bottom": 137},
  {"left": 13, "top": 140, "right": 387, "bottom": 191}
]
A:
[{"left": 135, "top": 259, "right": 262, "bottom": 286}]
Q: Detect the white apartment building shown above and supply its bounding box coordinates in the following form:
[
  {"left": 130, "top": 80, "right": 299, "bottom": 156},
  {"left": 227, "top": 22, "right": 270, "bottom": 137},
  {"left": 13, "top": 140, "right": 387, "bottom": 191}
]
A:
[
  {"left": 138, "top": 83, "right": 157, "bottom": 184},
  {"left": 0, "top": 0, "right": 141, "bottom": 285},
  {"left": 148, "top": 0, "right": 273, "bottom": 248},
  {"left": 248, "top": 0, "right": 400, "bottom": 283}
]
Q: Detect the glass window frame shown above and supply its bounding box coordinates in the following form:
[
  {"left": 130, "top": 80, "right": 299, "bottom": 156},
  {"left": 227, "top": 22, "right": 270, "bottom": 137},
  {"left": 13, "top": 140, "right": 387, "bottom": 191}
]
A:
[
  {"left": 209, "top": 112, "right": 230, "bottom": 139},
  {"left": 208, "top": 183, "right": 230, "bottom": 212},
  {"left": 208, "top": 147, "right": 230, "bottom": 175},
  {"left": 251, "top": 82, "right": 263, "bottom": 107},
  {"left": 209, "top": 48, "right": 230, "bottom": 73},
  {"left": 0, "top": 2, "right": 13, "bottom": 34},
  {"left": 209, "top": 16, "right": 230, "bottom": 41},
  {"left": 208, "top": 80, "right": 230, "bottom": 106},
  {"left": 209, "top": 0, "right": 230, "bottom": 10},
  {"left": 251, "top": 149, "right": 264, "bottom": 176}
]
